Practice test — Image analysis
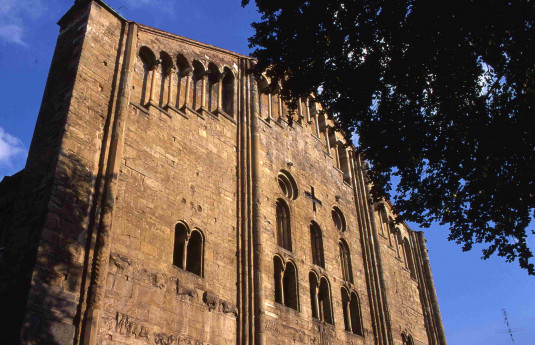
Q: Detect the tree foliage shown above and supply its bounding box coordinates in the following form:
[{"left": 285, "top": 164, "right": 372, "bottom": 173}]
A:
[{"left": 242, "top": 0, "right": 535, "bottom": 274}]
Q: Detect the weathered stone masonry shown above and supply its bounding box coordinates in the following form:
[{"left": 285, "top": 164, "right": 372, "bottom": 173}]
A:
[{"left": 0, "top": 1, "right": 447, "bottom": 345}]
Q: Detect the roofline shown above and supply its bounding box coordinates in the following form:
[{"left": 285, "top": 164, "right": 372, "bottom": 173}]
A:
[{"left": 59, "top": 1, "right": 253, "bottom": 60}]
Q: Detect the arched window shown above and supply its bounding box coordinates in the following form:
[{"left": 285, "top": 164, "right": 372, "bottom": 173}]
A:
[
  {"left": 402, "top": 333, "right": 414, "bottom": 345},
  {"left": 192, "top": 60, "right": 205, "bottom": 111},
  {"left": 186, "top": 229, "right": 204, "bottom": 276},
  {"left": 276, "top": 199, "right": 292, "bottom": 251},
  {"left": 173, "top": 222, "right": 188, "bottom": 269},
  {"left": 403, "top": 238, "right": 416, "bottom": 279},
  {"left": 159, "top": 51, "right": 174, "bottom": 107},
  {"left": 283, "top": 261, "right": 298, "bottom": 310},
  {"left": 274, "top": 256, "right": 284, "bottom": 304},
  {"left": 207, "top": 63, "right": 220, "bottom": 113},
  {"left": 172, "top": 223, "right": 204, "bottom": 277},
  {"left": 257, "top": 76, "right": 270, "bottom": 120},
  {"left": 339, "top": 240, "right": 353, "bottom": 283},
  {"left": 309, "top": 272, "right": 320, "bottom": 319},
  {"left": 278, "top": 170, "right": 298, "bottom": 200},
  {"left": 349, "top": 291, "right": 363, "bottom": 335},
  {"left": 138, "top": 46, "right": 157, "bottom": 106},
  {"left": 273, "top": 256, "right": 299, "bottom": 310},
  {"left": 222, "top": 67, "right": 234, "bottom": 116},
  {"left": 332, "top": 206, "right": 346, "bottom": 232},
  {"left": 318, "top": 277, "right": 334, "bottom": 324},
  {"left": 310, "top": 222, "right": 325, "bottom": 268},
  {"left": 341, "top": 288, "right": 363, "bottom": 335},
  {"left": 176, "top": 54, "right": 191, "bottom": 109},
  {"left": 337, "top": 143, "right": 351, "bottom": 183},
  {"left": 309, "top": 273, "right": 333, "bottom": 324}
]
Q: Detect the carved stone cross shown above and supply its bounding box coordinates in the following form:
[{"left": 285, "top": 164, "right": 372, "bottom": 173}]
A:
[{"left": 305, "top": 186, "right": 322, "bottom": 212}]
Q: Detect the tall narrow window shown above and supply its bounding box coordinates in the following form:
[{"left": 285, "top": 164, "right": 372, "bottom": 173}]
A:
[
  {"left": 349, "top": 292, "right": 363, "bottom": 336},
  {"left": 403, "top": 238, "right": 416, "bottom": 279},
  {"left": 138, "top": 46, "right": 157, "bottom": 106},
  {"left": 192, "top": 60, "right": 205, "bottom": 111},
  {"left": 173, "top": 223, "right": 188, "bottom": 269},
  {"left": 159, "top": 51, "right": 174, "bottom": 107},
  {"left": 318, "top": 277, "right": 333, "bottom": 324},
  {"left": 309, "top": 272, "right": 320, "bottom": 319},
  {"left": 186, "top": 229, "right": 204, "bottom": 276},
  {"left": 222, "top": 67, "right": 234, "bottom": 115},
  {"left": 176, "top": 54, "right": 191, "bottom": 109},
  {"left": 342, "top": 288, "right": 363, "bottom": 335},
  {"left": 283, "top": 261, "right": 298, "bottom": 310},
  {"left": 207, "top": 63, "right": 220, "bottom": 113},
  {"left": 276, "top": 199, "right": 292, "bottom": 251},
  {"left": 310, "top": 222, "right": 325, "bottom": 268},
  {"left": 339, "top": 239, "right": 353, "bottom": 283},
  {"left": 274, "top": 256, "right": 284, "bottom": 304},
  {"left": 338, "top": 144, "right": 351, "bottom": 183}
]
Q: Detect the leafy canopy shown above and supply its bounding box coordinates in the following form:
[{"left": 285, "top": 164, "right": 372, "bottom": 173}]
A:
[{"left": 242, "top": 0, "right": 535, "bottom": 274}]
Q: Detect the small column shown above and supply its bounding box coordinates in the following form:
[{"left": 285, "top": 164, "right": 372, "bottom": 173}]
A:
[
  {"left": 344, "top": 301, "right": 353, "bottom": 333},
  {"left": 201, "top": 72, "right": 207, "bottom": 110},
  {"left": 218, "top": 71, "right": 224, "bottom": 111},
  {"left": 268, "top": 93, "right": 273, "bottom": 121},
  {"left": 278, "top": 93, "right": 283, "bottom": 121}
]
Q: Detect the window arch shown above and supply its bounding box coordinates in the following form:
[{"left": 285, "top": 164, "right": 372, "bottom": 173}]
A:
[
  {"left": 192, "top": 60, "right": 205, "bottom": 111},
  {"left": 276, "top": 199, "right": 292, "bottom": 251},
  {"left": 172, "top": 222, "right": 204, "bottom": 277},
  {"left": 341, "top": 288, "right": 364, "bottom": 336},
  {"left": 339, "top": 239, "right": 353, "bottom": 283},
  {"left": 222, "top": 67, "right": 235, "bottom": 115},
  {"left": 273, "top": 256, "right": 299, "bottom": 310},
  {"left": 337, "top": 143, "right": 352, "bottom": 183},
  {"left": 318, "top": 277, "right": 334, "bottom": 324},
  {"left": 176, "top": 54, "right": 191, "bottom": 109},
  {"left": 310, "top": 222, "right": 325, "bottom": 268},
  {"left": 138, "top": 46, "right": 157, "bottom": 106},
  {"left": 309, "top": 272, "right": 334, "bottom": 324},
  {"left": 332, "top": 206, "right": 346, "bottom": 232},
  {"left": 402, "top": 238, "right": 416, "bottom": 279},
  {"left": 278, "top": 170, "right": 298, "bottom": 200},
  {"left": 207, "top": 62, "right": 221, "bottom": 113}
]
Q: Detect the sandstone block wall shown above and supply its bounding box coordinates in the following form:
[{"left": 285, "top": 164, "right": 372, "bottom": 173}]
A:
[{"left": 0, "top": 1, "right": 446, "bottom": 345}]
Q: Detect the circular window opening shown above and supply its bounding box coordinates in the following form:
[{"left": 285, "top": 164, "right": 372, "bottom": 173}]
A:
[
  {"left": 277, "top": 170, "right": 298, "bottom": 200},
  {"left": 332, "top": 207, "right": 346, "bottom": 232}
]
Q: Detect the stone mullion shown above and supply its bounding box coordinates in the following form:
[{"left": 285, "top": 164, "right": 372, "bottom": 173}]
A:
[
  {"left": 182, "top": 70, "right": 192, "bottom": 109},
  {"left": 217, "top": 72, "right": 224, "bottom": 112},
  {"left": 268, "top": 93, "right": 273, "bottom": 120},
  {"left": 166, "top": 67, "right": 175, "bottom": 108},
  {"left": 344, "top": 300, "right": 353, "bottom": 333}
]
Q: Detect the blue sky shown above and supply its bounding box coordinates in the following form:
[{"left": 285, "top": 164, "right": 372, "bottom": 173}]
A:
[{"left": 0, "top": 1, "right": 533, "bottom": 344}]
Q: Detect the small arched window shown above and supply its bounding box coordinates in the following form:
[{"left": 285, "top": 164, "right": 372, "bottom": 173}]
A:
[
  {"left": 276, "top": 199, "right": 292, "bottom": 251},
  {"left": 309, "top": 272, "right": 320, "bottom": 319},
  {"left": 159, "top": 51, "right": 174, "bottom": 107},
  {"left": 310, "top": 222, "right": 325, "bottom": 268},
  {"left": 138, "top": 46, "right": 157, "bottom": 106},
  {"left": 332, "top": 207, "right": 346, "bottom": 232},
  {"left": 339, "top": 239, "right": 353, "bottom": 283},
  {"left": 207, "top": 63, "right": 220, "bottom": 113},
  {"left": 318, "top": 277, "right": 334, "bottom": 324},
  {"left": 402, "top": 333, "right": 414, "bottom": 345},
  {"left": 173, "top": 222, "right": 188, "bottom": 269},
  {"left": 176, "top": 54, "right": 191, "bottom": 109},
  {"left": 278, "top": 170, "right": 298, "bottom": 200},
  {"left": 403, "top": 238, "right": 416, "bottom": 279},
  {"left": 337, "top": 143, "right": 351, "bottom": 183},
  {"left": 273, "top": 256, "right": 299, "bottom": 310},
  {"left": 341, "top": 288, "right": 363, "bottom": 335},
  {"left": 192, "top": 60, "right": 205, "bottom": 111},
  {"left": 222, "top": 67, "right": 234, "bottom": 116},
  {"left": 172, "top": 223, "right": 204, "bottom": 277}
]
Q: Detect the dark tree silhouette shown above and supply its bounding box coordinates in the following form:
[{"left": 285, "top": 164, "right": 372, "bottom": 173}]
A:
[{"left": 242, "top": 0, "right": 535, "bottom": 274}]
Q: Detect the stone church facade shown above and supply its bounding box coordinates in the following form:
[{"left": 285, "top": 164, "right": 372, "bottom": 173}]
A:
[{"left": 0, "top": 1, "right": 447, "bottom": 345}]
